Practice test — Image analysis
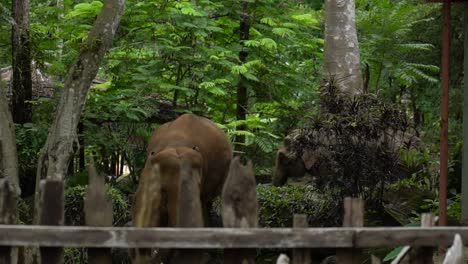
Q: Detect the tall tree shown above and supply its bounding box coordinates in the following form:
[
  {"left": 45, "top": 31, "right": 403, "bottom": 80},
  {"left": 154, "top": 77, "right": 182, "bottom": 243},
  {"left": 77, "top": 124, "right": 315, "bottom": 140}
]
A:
[
  {"left": 33, "top": 0, "right": 125, "bottom": 227},
  {"left": 323, "top": 0, "right": 363, "bottom": 95},
  {"left": 235, "top": 0, "right": 251, "bottom": 149},
  {"left": 0, "top": 81, "right": 20, "bottom": 195},
  {"left": 0, "top": 80, "right": 19, "bottom": 264},
  {"left": 11, "top": 0, "right": 32, "bottom": 124}
]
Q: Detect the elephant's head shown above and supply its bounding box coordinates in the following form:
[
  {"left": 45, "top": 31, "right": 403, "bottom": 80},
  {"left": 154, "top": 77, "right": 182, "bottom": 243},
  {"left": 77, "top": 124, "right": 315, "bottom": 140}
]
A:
[
  {"left": 272, "top": 146, "right": 331, "bottom": 186},
  {"left": 273, "top": 147, "right": 306, "bottom": 186}
]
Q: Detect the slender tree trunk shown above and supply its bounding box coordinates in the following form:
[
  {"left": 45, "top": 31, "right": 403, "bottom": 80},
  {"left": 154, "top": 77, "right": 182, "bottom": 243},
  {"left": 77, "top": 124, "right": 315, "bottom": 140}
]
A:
[
  {"left": 31, "top": 1, "right": 125, "bottom": 262},
  {"left": 235, "top": 1, "right": 250, "bottom": 148},
  {"left": 0, "top": 79, "right": 20, "bottom": 264},
  {"left": 11, "top": 0, "right": 32, "bottom": 124},
  {"left": 0, "top": 81, "right": 20, "bottom": 195},
  {"left": 33, "top": 0, "right": 125, "bottom": 219},
  {"left": 323, "top": 0, "right": 363, "bottom": 96}
]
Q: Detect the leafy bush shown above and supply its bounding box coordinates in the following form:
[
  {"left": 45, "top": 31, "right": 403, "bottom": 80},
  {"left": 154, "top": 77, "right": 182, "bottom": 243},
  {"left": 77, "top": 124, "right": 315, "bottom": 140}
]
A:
[
  {"left": 64, "top": 185, "right": 131, "bottom": 226},
  {"left": 286, "top": 83, "right": 419, "bottom": 203},
  {"left": 257, "top": 185, "right": 339, "bottom": 227},
  {"left": 213, "top": 185, "right": 339, "bottom": 228},
  {"left": 64, "top": 185, "right": 132, "bottom": 263}
]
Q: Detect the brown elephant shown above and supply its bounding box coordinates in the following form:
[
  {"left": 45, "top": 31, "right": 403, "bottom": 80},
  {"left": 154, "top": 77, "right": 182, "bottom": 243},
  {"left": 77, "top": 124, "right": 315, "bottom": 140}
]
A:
[
  {"left": 132, "top": 113, "right": 232, "bottom": 263},
  {"left": 272, "top": 129, "right": 422, "bottom": 187},
  {"left": 272, "top": 145, "right": 330, "bottom": 186}
]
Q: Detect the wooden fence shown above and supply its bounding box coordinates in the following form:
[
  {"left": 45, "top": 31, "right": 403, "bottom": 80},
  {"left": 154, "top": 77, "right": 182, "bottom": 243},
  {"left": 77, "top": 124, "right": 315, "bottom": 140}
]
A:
[{"left": 0, "top": 167, "right": 466, "bottom": 263}]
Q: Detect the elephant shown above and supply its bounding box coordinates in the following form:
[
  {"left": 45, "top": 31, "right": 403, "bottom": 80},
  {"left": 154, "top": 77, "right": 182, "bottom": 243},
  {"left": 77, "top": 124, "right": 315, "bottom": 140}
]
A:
[
  {"left": 272, "top": 129, "right": 422, "bottom": 187},
  {"left": 132, "top": 113, "right": 233, "bottom": 263},
  {"left": 272, "top": 145, "right": 330, "bottom": 186}
]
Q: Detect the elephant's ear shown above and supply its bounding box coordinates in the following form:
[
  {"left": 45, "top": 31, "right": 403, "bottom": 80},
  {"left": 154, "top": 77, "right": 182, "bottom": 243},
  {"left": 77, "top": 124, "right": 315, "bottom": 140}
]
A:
[{"left": 301, "top": 150, "right": 317, "bottom": 170}]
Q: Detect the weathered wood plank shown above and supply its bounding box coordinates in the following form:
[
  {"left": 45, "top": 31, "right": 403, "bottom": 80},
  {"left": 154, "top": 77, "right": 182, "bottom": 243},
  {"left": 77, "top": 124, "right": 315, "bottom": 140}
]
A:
[
  {"left": 0, "top": 177, "right": 17, "bottom": 264},
  {"left": 39, "top": 179, "right": 65, "bottom": 264},
  {"left": 0, "top": 226, "right": 351, "bottom": 248},
  {"left": 371, "top": 255, "right": 382, "bottom": 264},
  {"left": 337, "top": 198, "right": 364, "bottom": 264},
  {"left": 408, "top": 213, "right": 434, "bottom": 264},
  {"left": 223, "top": 157, "right": 258, "bottom": 264},
  {"left": 1, "top": 226, "right": 468, "bottom": 248},
  {"left": 355, "top": 227, "right": 468, "bottom": 247},
  {"left": 85, "top": 165, "right": 113, "bottom": 264},
  {"left": 292, "top": 214, "right": 311, "bottom": 264}
]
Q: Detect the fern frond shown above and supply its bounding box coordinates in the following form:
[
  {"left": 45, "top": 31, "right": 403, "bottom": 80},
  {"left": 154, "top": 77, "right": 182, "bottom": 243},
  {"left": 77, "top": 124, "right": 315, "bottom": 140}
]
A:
[
  {"left": 260, "top": 17, "right": 277, "bottom": 26},
  {"left": 272, "top": 27, "right": 295, "bottom": 38},
  {"left": 396, "top": 43, "right": 434, "bottom": 52}
]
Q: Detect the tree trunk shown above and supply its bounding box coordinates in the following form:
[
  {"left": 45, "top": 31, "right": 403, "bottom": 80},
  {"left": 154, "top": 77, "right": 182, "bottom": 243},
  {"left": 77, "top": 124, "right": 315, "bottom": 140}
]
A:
[
  {"left": 34, "top": 0, "right": 125, "bottom": 217},
  {"left": 235, "top": 1, "right": 250, "bottom": 149},
  {"left": 323, "top": 0, "right": 363, "bottom": 96},
  {"left": 0, "top": 77, "right": 20, "bottom": 264},
  {"left": 11, "top": 0, "right": 32, "bottom": 124},
  {"left": 0, "top": 81, "right": 20, "bottom": 195},
  {"left": 31, "top": 1, "right": 125, "bottom": 262}
]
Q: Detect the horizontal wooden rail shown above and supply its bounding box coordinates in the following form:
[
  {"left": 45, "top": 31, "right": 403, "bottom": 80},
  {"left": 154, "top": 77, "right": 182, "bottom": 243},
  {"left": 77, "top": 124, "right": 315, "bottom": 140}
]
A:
[{"left": 0, "top": 225, "right": 467, "bottom": 249}]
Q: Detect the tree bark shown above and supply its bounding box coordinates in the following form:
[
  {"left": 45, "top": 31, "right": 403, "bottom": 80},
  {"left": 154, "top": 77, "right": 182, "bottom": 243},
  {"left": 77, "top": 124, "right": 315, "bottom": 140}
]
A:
[
  {"left": 34, "top": 0, "right": 125, "bottom": 218},
  {"left": 235, "top": 1, "right": 250, "bottom": 148},
  {"left": 11, "top": 0, "right": 32, "bottom": 124},
  {"left": 0, "top": 81, "right": 20, "bottom": 195},
  {"left": 323, "top": 0, "right": 363, "bottom": 96},
  {"left": 0, "top": 78, "right": 20, "bottom": 264}
]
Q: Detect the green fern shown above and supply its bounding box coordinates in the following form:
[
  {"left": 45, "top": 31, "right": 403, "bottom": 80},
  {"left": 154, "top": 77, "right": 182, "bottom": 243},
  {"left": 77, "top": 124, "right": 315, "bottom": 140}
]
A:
[
  {"left": 260, "top": 17, "right": 277, "bottom": 26},
  {"left": 259, "top": 38, "right": 277, "bottom": 50},
  {"left": 272, "top": 27, "right": 295, "bottom": 38},
  {"left": 396, "top": 43, "right": 434, "bottom": 52},
  {"left": 0, "top": 3, "right": 14, "bottom": 24}
]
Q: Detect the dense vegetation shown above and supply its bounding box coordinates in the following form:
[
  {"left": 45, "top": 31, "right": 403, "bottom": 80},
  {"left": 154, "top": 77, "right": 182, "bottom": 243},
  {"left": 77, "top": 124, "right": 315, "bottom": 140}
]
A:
[{"left": 0, "top": 0, "right": 466, "bottom": 262}]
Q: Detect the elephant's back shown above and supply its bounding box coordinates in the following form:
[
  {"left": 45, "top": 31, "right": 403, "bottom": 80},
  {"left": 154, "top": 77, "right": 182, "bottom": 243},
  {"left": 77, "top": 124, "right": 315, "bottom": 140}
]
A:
[
  {"left": 149, "top": 114, "right": 231, "bottom": 151},
  {"left": 149, "top": 113, "right": 233, "bottom": 200}
]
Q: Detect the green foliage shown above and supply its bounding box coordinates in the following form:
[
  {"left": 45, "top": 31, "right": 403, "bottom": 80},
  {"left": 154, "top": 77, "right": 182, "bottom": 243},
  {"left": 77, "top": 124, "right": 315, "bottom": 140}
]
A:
[
  {"left": 66, "top": 1, "right": 103, "bottom": 18},
  {"left": 256, "top": 185, "right": 339, "bottom": 227},
  {"left": 409, "top": 193, "right": 461, "bottom": 224},
  {"left": 287, "top": 83, "right": 415, "bottom": 201},
  {"left": 4, "top": 2, "right": 465, "bottom": 255},
  {"left": 64, "top": 185, "right": 131, "bottom": 227},
  {"left": 63, "top": 184, "right": 132, "bottom": 263},
  {"left": 211, "top": 184, "right": 338, "bottom": 227},
  {"left": 357, "top": 0, "right": 439, "bottom": 92},
  {"left": 383, "top": 246, "right": 403, "bottom": 262}
]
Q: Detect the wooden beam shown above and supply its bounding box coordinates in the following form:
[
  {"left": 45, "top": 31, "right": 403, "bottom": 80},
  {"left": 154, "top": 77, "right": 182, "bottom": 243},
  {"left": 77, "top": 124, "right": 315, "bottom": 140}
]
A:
[
  {"left": 1, "top": 226, "right": 468, "bottom": 249},
  {"left": 0, "top": 226, "right": 352, "bottom": 248}
]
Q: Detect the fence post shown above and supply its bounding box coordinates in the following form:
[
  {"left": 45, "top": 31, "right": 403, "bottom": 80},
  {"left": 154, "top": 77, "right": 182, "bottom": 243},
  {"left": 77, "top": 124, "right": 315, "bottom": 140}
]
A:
[
  {"left": 0, "top": 177, "right": 17, "bottom": 264},
  {"left": 84, "top": 164, "right": 113, "bottom": 264},
  {"left": 169, "top": 160, "right": 205, "bottom": 264},
  {"left": 408, "top": 213, "right": 435, "bottom": 264},
  {"left": 222, "top": 157, "right": 258, "bottom": 264},
  {"left": 336, "top": 197, "right": 364, "bottom": 264},
  {"left": 39, "top": 179, "right": 65, "bottom": 264},
  {"left": 371, "top": 255, "right": 382, "bottom": 264},
  {"left": 293, "top": 214, "right": 312, "bottom": 264}
]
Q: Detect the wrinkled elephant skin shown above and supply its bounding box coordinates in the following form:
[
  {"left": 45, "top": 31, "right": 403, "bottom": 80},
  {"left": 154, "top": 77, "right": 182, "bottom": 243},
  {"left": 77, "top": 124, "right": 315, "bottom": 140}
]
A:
[{"left": 133, "top": 113, "right": 233, "bottom": 228}]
